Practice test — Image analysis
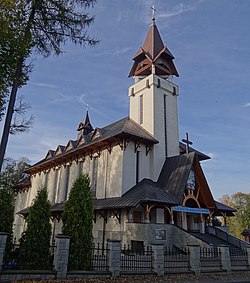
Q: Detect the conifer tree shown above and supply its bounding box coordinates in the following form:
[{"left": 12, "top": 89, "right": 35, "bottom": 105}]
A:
[
  {"left": 0, "top": 0, "right": 98, "bottom": 171},
  {"left": 0, "top": 187, "right": 14, "bottom": 263},
  {"left": 17, "top": 187, "right": 51, "bottom": 269},
  {"left": 0, "top": 157, "right": 29, "bottom": 262},
  {"left": 62, "top": 174, "right": 93, "bottom": 270}
]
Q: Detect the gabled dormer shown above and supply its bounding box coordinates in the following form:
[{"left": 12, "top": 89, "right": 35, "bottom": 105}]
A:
[
  {"left": 64, "top": 140, "right": 77, "bottom": 152},
  {"left": 45, "top": 150, "right": 55, "bottom": 160},
  {"left": 55, "top": 145, "right": 65, "bottom": 156}
]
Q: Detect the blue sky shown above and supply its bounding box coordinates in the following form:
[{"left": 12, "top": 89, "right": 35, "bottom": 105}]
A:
[{"left": 2, "top": 0, "right": 250, "bottom": 200}]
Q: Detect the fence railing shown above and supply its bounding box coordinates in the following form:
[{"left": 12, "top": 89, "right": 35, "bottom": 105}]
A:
[
  {"left": 208, "top": 226, "right": 250, "bottom": 249},
  {"left": 90, "top": 243, "right": 109, "bottom": 271},
  {"left": 200, "top": 247, "right": 221, "bottom": 272},
  {"left": 1, "top": 236, "right": 249, "bottom": 279},
  {"left": 230, "top": 248, "right": 249, "bottom": 271},
  {"left": 2, "top": 244, "right": 56, "bottom": 271},
  {"left": 68, "top": 243, "right": 109, "bottom": 271},
  {"left": 164, "top": 246, "right": 190, "bottom": 272},
  {"left": 121, "top": 245, "right": 153, "bottom": 271}
]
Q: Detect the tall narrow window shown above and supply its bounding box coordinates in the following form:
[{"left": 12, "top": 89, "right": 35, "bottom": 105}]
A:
[
  {"left": 139, "top": 95, "right": 143, "bottom": 124},
  {"left": 91, "top": 156, "right": 98, "bottom": 198},
  {"left": 136, "top": 151, "right": 140, "bottom": 183},
  {"left": 164, "top": 94, "right": 167, "bottom": 158},
  {"left": 64, "top": 165, "right": 70, "bottom": 200}
]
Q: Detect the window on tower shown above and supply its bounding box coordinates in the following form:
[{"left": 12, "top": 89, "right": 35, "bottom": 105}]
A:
[
  {"left": 139, "top": 95, "right": 143, "bottom": 124},
  {"left": 136, "top": 150, "right": 140, "bottom": 183}
]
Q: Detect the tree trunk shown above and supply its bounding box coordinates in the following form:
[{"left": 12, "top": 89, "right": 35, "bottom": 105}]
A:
[{"left": 0, "top": 58, "right": 24, "bottom": 172}]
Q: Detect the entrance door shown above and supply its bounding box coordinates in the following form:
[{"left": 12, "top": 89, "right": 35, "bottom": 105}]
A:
[{"left": 187, "top": 214, "right": 192, "bottom": 230}]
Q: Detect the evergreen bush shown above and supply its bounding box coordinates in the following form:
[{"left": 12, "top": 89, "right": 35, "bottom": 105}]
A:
[
  {"left": 17, "top": 187, "right": 51, "bottom": 270},
  {"left": 62, "top": 174, "right": 93, "bottom": 270}
]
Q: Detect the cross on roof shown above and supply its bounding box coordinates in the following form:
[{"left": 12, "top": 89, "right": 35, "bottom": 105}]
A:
[
  {"left": 151, "top": 5, "right": 156, "bottom": 15},
  {"left": 182, "top": 132, "right": 193, "bottom": 154},
  {"left": 151, "top": 3, "right": 156, "bottom": 21}
]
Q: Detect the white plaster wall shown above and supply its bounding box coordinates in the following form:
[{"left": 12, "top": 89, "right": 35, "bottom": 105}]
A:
[
  {"left": 68, "top": 160, "right": 79, "bottom": 193},
  {"left": 13, "top": 190, "right": 29, "bottom": 240},
  {"left": 82, "top": 156, "right": 91, "bottom": 175},
  {"left": 56, "top": 165, "right": 67, "bottom": 203},
  {"left": 105, "top": 145, "right": 123, "bottom": 198},
  {"left": 27, "top": 173, "right": 44, "bottom": 206},
  {"left": 129, "top": 74, "right": 180, "bottom": 180},
  {"left": 139, "top": 144, "right": 151, "bottom": 180},
  {"left": 47, "top": 169, "right": 58, "bottom": 204},
  {"left": 156, "top": 208, "right": 165, "bottom": 224},
  {"left": 122, "top": 143, "right": 136, "bottom": 194},
  {"left": 95, "top": 151, "right": 105, "bottom": 199},
  {"left": 93, "top": 210, "right": 127, "bottom": 244},
  {"left": 122, "top": 143, "right": 151, "bottom": 194},
  {"left": 124, "top": 223, "right": 173, "bottom": 247}
]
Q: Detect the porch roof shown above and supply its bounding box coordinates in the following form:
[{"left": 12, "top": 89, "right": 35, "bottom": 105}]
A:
[
  {"left": 17, "top": 179, "right": 177, "bottom": 217},
  {"left": 95, "top": 179, "right": 177, "bottom": 210},
  {"left": 212, "top": 200, "right": 236, "bottom": 216}
]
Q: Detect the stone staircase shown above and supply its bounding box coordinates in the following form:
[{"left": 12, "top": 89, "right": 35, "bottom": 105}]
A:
[{"left": 189, "top": 231, "right": 242, "bottom": 252}]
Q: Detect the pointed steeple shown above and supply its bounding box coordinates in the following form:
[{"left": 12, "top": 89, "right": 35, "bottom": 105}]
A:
[
  {"left": 77, "top": 111, "right": 94, "bottom": 139},
  {"left": 129, "top": 18, "right": 179, "bottom": 78}
]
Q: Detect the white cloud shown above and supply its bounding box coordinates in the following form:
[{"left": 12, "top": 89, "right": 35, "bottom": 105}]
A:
[
  {"left": 114, "top": 47, "right": 133, "bottom": 55},
  {"left": 94, "top": 46, "right": 132, "bottom": 57},
  {"left": 204, "top": 152, "right": 216, "bottom": 160},
  {"left": 158, "top": 3, "right": 194, "bottom": 19},
  {"left": 31, "top": 82, "right": 58, "bottom": 89},
  {"left": 243, "top": 102, "right": 250, "bottom": 107}
]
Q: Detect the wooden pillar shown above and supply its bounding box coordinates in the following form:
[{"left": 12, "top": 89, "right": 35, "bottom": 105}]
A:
[{"left": 144, "top": 204, "right": 150, "bottom": 223}]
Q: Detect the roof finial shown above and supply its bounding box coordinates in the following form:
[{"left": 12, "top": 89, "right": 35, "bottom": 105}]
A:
[{"left": 151, "top": 2, "right": 156, "bottom": 23}]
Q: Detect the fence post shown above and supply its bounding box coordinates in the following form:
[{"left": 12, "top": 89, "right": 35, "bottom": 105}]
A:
[
  {"left": 218, "top": 245, "right": 231, "bottom": 272},
  {"left": 107, "top": 240, "right": 121, "bottom": 277},
  {"left": 187, "top": 245, "right": 200, "bottom": 275},
  {"left": 151, "top": 244, "right": 164, "bottom": 276},
  {"left": 54, "top": 235, "right": 70, "bottom": 279},
  {"left": 0, "top": 233, "right": 8, "bottom": 272},
  {"left": 247, "top": 247, "right": 250, "bottom": 268}
]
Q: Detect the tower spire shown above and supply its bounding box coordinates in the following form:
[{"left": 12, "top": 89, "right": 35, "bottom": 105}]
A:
[
  {"left": 77, "top": 110, "right": 94, "bottom": 139},
  {"left": 128, "top": 16, "right": 179, "bottom": 78}
]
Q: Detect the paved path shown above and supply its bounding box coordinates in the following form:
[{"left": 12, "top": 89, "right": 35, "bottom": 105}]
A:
[{"left": 63, "top": 272, "right": 250, "bottom": 283}]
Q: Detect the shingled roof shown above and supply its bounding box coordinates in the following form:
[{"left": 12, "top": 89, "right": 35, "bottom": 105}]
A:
[
  {"left": 95, "top": 179, "right": 176, "bottom": 210},
  {"left": 129, "top": 19, "right": 179, "bottom": 77},
  {"left": 213, "top": 200, "right": 236, "bottom": 216},
  {"left": 27, "top": 117, "right": 158, "bottom": 172},
  {"left": 158, "top": 153, "right": 195, "bottom": 203}
]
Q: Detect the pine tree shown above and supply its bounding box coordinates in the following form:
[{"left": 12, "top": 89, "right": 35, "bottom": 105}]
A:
[
  {"left": 17, "top": 187, "right": 51, "bottom": 269},
  {"left": 62, "top": 174, "right": 93, "bottom": 270},
  {"left": 0, "top": 0, "right": 98, "bottom": 171},
  {"left": 0, "top": 157, "right": 30, "bottom": 263},
  {"left": 0, "top": 187, "right": 14, "bottom": 263}
]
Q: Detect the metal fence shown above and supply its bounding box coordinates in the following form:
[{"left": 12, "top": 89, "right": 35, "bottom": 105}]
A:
[
  {"left": 164, "top": 246, "right": 190, "bottom": 273},
  {"left": 2, "top": 244, "right": 56, "bottom": 271},
  {"left": 230, "top": 248, "right": 249, "bottom": 271},
  {"left": 121, "top": 245, "right": 153, "bottom": 271},
  {"left": 200, "top": 247, "right": 221, "bottom": 272},
  {"left": 90, "top": 243, "right": 109, "bottom": 271},
  {"left": 68, "top": 243, "right": 109, "bottom": 271}
]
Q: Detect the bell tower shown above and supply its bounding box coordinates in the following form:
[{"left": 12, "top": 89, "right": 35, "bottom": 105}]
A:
[{"left": 128, "top": 17, "right": 180, "bottom": 180}]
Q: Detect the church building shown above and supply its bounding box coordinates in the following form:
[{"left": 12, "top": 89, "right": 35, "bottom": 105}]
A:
[{"left": 14, "top": 16, "right": 235, "bottom": 248}]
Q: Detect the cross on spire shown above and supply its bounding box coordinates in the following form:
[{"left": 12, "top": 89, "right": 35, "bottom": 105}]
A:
[
  {"left": 151, "top": 3, "right": 156, "bottom": 22},
  {"left": 182, "top": 132, "right": 193, "bottom": 154}
]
